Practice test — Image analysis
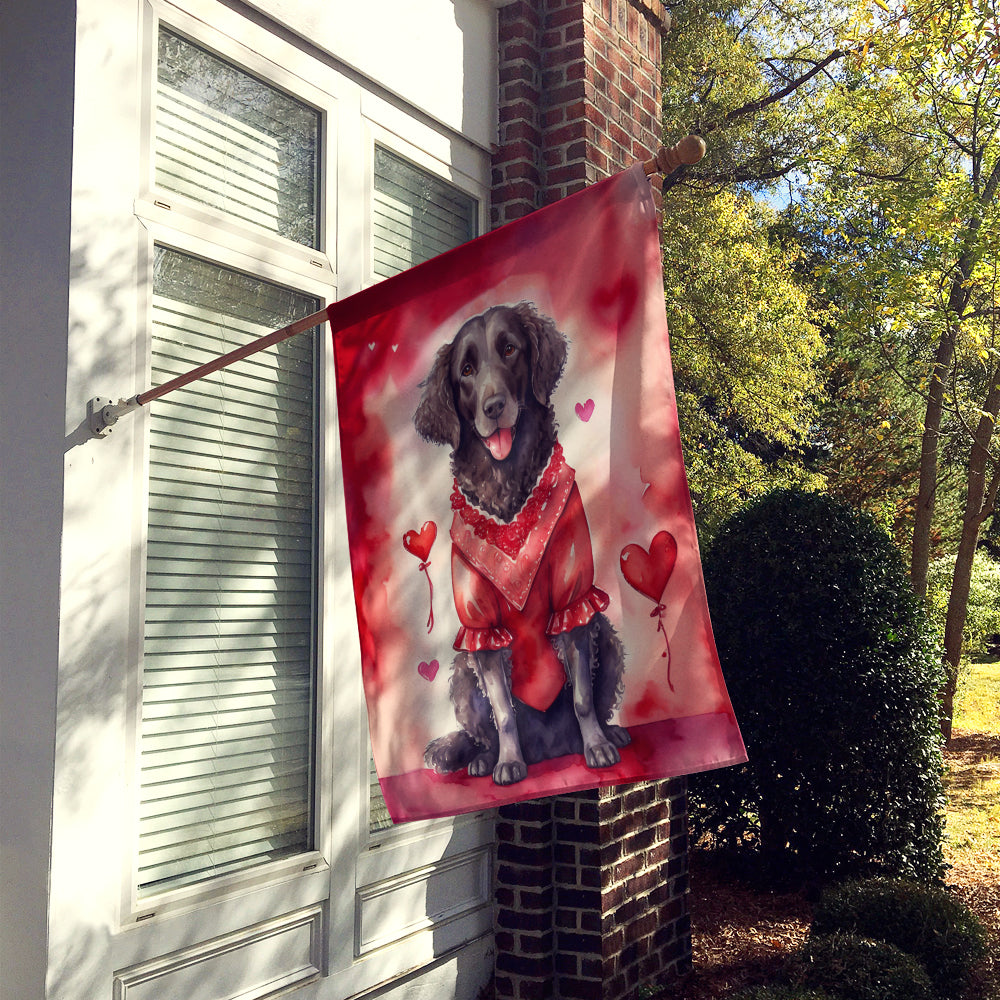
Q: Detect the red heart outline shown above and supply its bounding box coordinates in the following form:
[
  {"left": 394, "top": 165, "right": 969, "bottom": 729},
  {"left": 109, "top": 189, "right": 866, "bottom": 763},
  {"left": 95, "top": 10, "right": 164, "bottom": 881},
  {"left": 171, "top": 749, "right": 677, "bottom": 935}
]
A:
[
  {"left": 620, "top": 530, "right": 678, "bottom": 603},
  {"left": 403, "top": 520, "right": 437, "bottom": 562}
]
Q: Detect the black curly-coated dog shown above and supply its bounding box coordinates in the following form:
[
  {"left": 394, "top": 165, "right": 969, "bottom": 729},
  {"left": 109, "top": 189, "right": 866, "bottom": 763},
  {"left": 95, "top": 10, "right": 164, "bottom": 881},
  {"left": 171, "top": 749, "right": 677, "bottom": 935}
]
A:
[{"left": 414, "top": 302, "right": 628, "bottom": 786}]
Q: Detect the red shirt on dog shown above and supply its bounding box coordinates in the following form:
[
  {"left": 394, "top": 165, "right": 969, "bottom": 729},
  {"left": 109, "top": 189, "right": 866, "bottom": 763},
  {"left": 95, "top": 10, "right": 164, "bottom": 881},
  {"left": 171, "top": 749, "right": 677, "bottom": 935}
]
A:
[{"left": 449, "top": 444, "right": 610, "bottom": 711}]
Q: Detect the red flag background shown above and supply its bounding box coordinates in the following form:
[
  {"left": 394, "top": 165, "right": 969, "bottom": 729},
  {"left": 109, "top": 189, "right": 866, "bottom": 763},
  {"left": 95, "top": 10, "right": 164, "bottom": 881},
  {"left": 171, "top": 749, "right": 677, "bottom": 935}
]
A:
[{"left": 331, "top": 165, "right": 746, "bottom": 822}]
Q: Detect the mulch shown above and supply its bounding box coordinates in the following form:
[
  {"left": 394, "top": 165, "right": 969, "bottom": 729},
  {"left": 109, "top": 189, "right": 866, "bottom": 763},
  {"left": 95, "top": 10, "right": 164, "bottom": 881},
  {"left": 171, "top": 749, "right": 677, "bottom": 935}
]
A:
[
  {"left": 656, "top": 850, "right": 814, "bottom": 999},
  {"left": 656, "top": 732, "right": 1000, "bottom": 999},
  {"left": 943, "top": 727, "right": 1000, "bottom": 1000}
]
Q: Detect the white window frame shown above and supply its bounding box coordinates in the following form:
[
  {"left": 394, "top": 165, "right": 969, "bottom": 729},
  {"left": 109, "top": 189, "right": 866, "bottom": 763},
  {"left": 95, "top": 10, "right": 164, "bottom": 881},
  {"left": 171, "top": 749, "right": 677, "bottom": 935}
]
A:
[
  {"left": 124, "top": 0, "right": 340, "bottom": 928},
  {"left": 362, "top": 115, "right": 489, "bottom": 292},
  {"left": 113, "top": 0, "right": 496, "bottom": 992},
  {"left": 123, "top": 224, "right": 337, "bottom": 923},
  {"left": 361, "top": 117, "right": 488, "bottom": 845},
  {"left": 326, "top": 91, "right": 496, "bottom": 999}
]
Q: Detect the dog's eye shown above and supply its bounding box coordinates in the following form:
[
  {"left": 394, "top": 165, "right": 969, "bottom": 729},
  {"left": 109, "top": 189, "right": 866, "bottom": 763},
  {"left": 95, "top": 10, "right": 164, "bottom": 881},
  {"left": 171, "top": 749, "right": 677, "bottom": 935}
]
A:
[
  {"left": 503, "top": 343, "right": 516, "bottom": 358},
  {"left": 461, "top": 362, "right": 474, "bottom": 377}
]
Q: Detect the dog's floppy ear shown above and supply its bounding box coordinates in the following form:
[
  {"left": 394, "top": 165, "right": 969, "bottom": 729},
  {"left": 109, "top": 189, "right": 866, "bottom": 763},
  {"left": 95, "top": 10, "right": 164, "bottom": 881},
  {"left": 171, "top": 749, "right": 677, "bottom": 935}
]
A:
[
  {"left": 414, "top": 341, "right": 461, "bottom": 450},
  {"left": 513, "top": 301, "right": 567, "bottom": 404}
]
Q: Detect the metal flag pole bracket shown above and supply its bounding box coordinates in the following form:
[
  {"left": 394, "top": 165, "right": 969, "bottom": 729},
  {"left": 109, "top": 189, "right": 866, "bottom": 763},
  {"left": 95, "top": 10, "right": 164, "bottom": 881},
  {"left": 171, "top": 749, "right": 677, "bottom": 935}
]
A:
[{"left": 88, "top": 395, "right": 142, "bottom": 438}]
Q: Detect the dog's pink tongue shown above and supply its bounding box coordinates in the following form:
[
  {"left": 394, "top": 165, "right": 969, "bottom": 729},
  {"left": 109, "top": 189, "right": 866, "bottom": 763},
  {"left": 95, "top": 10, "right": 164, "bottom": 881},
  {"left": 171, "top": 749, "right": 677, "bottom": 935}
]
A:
[{"left": 486, "top": 428, "right": 513, "bottom": 461}]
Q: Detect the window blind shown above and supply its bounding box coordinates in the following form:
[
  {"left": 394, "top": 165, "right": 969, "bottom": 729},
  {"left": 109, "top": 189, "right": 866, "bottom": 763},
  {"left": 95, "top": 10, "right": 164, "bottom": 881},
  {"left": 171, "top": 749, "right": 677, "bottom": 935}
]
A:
[
  {"left": 368, "top": 148, "right": 477, "bottom": 832},
  {"left": 372, "top": 146, "right": 477, "bottom": 279},
  {"left": 138, "top": 248, "right": 318, "bottom": 895},
  {"left": 156, "top": 28, "right": 320, "bottom": 248}
]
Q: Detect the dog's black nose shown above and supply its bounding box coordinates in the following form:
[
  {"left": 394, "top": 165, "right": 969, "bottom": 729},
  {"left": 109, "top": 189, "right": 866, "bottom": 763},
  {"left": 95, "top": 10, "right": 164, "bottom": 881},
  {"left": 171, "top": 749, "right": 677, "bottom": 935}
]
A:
[{"left": 483, "top": 394, "right": 506, "bottom": 420}]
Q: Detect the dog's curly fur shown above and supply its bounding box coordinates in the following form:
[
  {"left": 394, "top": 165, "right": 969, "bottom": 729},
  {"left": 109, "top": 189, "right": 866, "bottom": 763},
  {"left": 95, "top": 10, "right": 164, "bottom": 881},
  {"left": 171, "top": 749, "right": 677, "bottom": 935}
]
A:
[
  {"left": 415, "top": 301, "right": 565, "bottom": 521},
  {"left": 415, "top": 301, "right": 629, "bottom": 784}
]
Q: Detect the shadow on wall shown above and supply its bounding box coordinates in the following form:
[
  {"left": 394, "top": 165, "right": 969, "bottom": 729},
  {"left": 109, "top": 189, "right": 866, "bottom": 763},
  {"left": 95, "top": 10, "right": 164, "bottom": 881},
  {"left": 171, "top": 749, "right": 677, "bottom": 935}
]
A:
[
  {"left": 428, "top": 823, "right": 496, "bottom": 1000},
  {"left": 44, "top": 226, "right": 151, "bottom": 999}
]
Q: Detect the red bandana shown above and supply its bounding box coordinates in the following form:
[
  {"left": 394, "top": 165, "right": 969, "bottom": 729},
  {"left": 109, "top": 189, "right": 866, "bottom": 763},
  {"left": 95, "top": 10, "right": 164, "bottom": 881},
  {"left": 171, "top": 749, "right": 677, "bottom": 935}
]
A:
[
  {"left": 450, "top": 444, "right": 566, "bottom": 558},
  {"left": 450, "top": 445, "right": 576, "bottom": 610}
]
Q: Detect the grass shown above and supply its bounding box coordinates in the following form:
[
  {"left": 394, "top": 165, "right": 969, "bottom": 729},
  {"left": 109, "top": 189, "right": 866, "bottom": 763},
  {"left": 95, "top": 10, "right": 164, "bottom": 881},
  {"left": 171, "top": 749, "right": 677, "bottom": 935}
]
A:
[
  {"left": 945, "top": 659, "right": 1000, "bottom": 867},
  {"left": 955, "top": 658, "right": 1000, "bottom": 734},
  {"left": 942, "top": 658, "right": 1000, "bottom": 1000}
]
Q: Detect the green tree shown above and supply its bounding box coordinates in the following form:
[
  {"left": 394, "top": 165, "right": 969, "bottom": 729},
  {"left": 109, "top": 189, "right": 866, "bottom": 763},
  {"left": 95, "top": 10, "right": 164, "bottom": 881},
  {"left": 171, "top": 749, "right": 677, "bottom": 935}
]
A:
[
  {"left": 801, "top": 0, "right": 1000, "bottom": 736},
  {"left": 782, "top": 206, "right": 968, "bottom": 550},
  {"left": 927, "top": 548, "right": 1000, "bottom": 658},
  {"left": 661, "top": 0, "right": 853, "bottom": 195},
  {"left": 663, "top": 189, "right": 825, "bottom": 538},
  {"left": 659, "top": 0, "right": 845, "bottom": 537},
  {"left": 660, "top": 1, "right": 998, "bottom": 739}
]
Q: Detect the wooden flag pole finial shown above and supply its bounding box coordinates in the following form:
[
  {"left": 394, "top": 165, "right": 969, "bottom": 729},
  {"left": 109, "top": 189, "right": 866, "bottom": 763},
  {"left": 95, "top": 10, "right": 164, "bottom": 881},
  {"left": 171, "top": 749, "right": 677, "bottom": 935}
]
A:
[{"left": 643, "top": 135, "right": 706, "bottom": 176}]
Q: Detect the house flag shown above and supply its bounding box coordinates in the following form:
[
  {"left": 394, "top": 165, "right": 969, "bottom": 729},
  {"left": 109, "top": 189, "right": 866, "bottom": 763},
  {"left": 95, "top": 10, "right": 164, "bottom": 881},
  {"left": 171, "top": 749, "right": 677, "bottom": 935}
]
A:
[{"left": 330, "top": 164, "right": 746, "bottom": 822}]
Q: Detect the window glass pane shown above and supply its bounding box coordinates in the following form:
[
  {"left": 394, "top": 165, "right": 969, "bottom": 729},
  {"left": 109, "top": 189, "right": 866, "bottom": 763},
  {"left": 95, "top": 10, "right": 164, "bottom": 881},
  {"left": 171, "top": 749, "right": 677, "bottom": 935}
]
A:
[
  {"left": 139, "top": 246, "right": 318, "bottom": 895},
  {"left": 372, "top": 146, "right": 477, "bottom": 278},
  {"left": 369, "top": 149, "right": 478, "bottom": 832},
  {"left": 156, "top": 28, "right": 320, "bottom": 248}
]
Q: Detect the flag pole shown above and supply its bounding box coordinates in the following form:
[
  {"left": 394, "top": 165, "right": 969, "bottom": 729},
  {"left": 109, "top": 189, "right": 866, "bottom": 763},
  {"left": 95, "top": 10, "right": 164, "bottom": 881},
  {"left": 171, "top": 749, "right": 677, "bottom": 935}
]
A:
[
  {"left": 87, "top": 306, "right": 331, "bottom": 437},
  {"left": 88, "top": 136, "right": 705, "bottom": 438}
]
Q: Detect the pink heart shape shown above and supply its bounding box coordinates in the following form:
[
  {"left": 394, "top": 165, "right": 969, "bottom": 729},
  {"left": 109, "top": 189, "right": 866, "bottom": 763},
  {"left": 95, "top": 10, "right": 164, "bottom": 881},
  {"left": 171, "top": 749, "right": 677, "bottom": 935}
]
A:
[
  {"left": 575, "top": 398, "right": 595, "bottom": 422},
  {"left": 418, "top": 659, "right": 440, "bottom": 682}
]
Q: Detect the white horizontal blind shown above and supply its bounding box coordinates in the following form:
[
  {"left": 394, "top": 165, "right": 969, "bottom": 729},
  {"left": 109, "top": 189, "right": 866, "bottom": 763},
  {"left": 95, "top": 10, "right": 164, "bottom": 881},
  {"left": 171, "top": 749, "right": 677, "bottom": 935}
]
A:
[
  {"left": 156, "top": 27, "right": 320, "bottom": 248},
  {"left": 372, "top": 146, "right": 477, "bottom": 279},
  {"left": 368, "top": 148, "right": 477, "bottom": 832},
  {"left": 138, "top": 247, "right": 318, "bottom": 895}
]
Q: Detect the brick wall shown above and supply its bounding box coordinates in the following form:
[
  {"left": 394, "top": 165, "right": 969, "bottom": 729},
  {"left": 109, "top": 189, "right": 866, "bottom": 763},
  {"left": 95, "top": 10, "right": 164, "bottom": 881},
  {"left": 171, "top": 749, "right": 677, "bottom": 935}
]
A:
[
  {"left": 490, "top": 4, "right": 691, "bottom": 998},
  {"left": 492, "top": 0, "right": 667, "bottom": 226},
  {"left": 494, "top": 782, "right": 691, "bottom": 1000}
]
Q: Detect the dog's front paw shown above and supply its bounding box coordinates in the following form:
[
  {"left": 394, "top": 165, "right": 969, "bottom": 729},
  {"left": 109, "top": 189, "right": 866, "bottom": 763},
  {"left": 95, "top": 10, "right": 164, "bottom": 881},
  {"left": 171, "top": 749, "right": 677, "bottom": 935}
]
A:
[
  {"left": 493, "top": 758, "right": 527, "bottom": 785},
  {"left": 584, "top": 739, "right": 621, "bottom": 769},
  {"left": 604, "top": 724, "right": 631, "bottom": 748},
  {"left": 468, "top": 750, "right": 498, "bottom": 777}
]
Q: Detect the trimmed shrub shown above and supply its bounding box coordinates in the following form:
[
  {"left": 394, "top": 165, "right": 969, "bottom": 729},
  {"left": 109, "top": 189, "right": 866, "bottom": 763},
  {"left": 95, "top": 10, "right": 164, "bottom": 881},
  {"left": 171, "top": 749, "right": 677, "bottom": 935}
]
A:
[
  {"left": 812, "top": 878, "right": 988, "bottom": 999},
  {"left": 691, "top": 489, "right": 946, "bottom": 881},
  {"left": 793, "top": 933, "right": 934, "bottom": 1000}
]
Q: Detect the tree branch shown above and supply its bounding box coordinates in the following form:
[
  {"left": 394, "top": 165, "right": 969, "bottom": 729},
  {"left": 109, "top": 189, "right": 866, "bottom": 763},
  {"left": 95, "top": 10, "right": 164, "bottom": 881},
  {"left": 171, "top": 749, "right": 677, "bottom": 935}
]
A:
[{"left": 703, "top": 49, "right": 848, "bottom": 133}]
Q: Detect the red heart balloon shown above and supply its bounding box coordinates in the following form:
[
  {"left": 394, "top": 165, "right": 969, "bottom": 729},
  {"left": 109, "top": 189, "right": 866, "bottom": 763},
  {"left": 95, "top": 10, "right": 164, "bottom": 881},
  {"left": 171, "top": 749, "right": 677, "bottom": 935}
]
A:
[
  {"left": 620, "top": 530, "right": 678, "bottom": 603},
  {"left": 403, "top": 520, "right": 437, "bottom": 562}
]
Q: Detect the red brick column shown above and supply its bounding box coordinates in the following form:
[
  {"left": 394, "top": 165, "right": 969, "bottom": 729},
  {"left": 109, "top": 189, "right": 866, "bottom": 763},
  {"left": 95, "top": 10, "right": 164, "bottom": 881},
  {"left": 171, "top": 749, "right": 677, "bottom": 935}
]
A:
[
  {"left": 493, "top": 1, "right": 545, "bottom": 226},
  {"left": 491, "top": 4, "right": 691, "bottom": 999},
  {"left": 495, "top": 800, "right": 557, "bottom": 999},
  {"left": 493, "top": 0, "right": 667, "bottom": 226},
  {"left": 494, "top": 783, "right": 690, "bottom": 1000}
]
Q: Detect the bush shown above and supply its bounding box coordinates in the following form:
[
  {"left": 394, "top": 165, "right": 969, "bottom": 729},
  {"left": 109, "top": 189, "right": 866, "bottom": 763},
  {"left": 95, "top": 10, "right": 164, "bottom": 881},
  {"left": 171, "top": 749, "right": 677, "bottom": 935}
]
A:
[
  {"left": 691, "top": 488, "right": 946, "bottom": 881},
  {"left": 792, "top": 933, "right": 934, "bottom": 1000},
  {"left": 811, "top": 878, "right": 988, "bottom": 998}
]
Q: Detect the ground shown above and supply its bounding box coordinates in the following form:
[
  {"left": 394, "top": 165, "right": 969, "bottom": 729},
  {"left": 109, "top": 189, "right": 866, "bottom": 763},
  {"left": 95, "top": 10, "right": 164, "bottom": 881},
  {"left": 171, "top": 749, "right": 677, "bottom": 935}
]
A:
[
  {"left": 659, "top": 726, "right": 1000, "bottom": 999},
  {"left": 943, "top": 728, "right": 1000, "bottom": 1000}
]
